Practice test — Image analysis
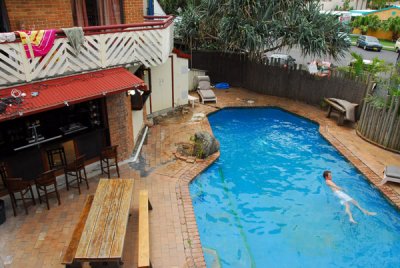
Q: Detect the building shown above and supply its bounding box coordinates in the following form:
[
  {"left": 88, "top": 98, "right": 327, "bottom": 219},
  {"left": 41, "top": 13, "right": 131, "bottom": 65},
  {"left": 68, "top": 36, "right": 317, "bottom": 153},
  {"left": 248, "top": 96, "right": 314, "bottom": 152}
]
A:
[
  {"left": 0, "top": 0, "right": 188, "bottom": 188},
  {"left": 320, "top": 0, "right": 367, "bottom": 11},
  {"left": 352, "top": 6, "right": 400, "bottom": 39}
]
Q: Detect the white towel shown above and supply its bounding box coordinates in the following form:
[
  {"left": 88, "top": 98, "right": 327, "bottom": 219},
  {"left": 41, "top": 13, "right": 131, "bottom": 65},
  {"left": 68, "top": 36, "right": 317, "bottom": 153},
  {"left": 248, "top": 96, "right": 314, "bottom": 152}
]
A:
[{"left": 0, "top": 32, "right": 16, "bottom": 43}]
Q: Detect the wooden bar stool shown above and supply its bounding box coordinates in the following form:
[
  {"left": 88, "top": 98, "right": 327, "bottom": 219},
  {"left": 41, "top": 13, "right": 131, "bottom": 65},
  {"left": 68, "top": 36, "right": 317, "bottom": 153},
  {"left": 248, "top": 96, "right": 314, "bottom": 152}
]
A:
[
  {"left": 4, "top": 178, "right": 36, "bottom": 216},
  {"left": 35, "top": 170, "right": 61, "bottom": 210},
  {"left": 64, "top": 155, "right": 89, "bottom": 194},
  {"left": 1, "top": 163, "right": 36, "bottom": 216},
  {"left": 100, "top": 145, "right": 120, "bottom": 179},
  {"left": 46, "top": 147, "right": 67, "bottom": 171}
]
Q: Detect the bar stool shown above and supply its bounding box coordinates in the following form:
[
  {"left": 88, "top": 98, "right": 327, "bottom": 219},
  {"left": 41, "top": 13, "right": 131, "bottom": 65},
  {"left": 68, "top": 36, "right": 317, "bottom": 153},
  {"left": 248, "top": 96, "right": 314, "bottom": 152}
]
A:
[
  {"left": 64, "top": 155, "right": 89, "bottom": 194},
  {"left": 100, "top": 145, "right": 120, "bottom": 178},
  {"left": 35, "top": 170, "right": 61, "bottom": 210},
  {"left": 1, "top": 163, "right": 36, "bottom": 216},
  {"left": 0, "top": 162, "right": 8, "bottom": 191},
  {"left": 46, "top": 147, "right": 67, "bottom": 171}
]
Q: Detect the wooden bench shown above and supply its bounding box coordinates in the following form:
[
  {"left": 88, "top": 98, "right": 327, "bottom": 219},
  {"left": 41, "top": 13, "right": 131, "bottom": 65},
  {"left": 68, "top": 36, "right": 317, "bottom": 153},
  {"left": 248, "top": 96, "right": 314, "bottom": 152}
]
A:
[
  {"left": 138, "top": 190, "right": 153, "bottom": 268},
  {"left": 62, "top": 195, "right": 94, "bottom": 268},
  {"left": 324, "top": 98, "right": 346, "bottom": 126}
]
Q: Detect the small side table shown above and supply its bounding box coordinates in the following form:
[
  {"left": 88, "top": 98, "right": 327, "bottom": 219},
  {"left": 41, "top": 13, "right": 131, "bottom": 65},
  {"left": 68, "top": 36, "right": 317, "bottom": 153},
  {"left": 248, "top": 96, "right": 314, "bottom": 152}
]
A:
[{"left": 188, "top": 95, "right": 199, "bottom": 108}]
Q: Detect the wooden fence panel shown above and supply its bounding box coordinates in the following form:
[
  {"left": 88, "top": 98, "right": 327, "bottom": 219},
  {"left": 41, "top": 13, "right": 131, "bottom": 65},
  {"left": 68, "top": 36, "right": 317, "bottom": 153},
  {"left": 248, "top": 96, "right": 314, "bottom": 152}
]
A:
[
  {"left": 192, "top": 51, "right": 369, "bottom": 107},
  {"left": 192, "top": 51, "right": 400, "bottom": 152},
  {"left": 356, "top": 96, "right": 400, "bottom": 153}
]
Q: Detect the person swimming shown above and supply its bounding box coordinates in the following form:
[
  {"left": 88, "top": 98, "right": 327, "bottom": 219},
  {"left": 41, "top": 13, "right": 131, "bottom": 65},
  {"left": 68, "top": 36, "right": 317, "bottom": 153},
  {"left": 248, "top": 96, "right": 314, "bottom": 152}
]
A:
[{"left": 323, "top": 170, "right": 376, "bottom": 224}]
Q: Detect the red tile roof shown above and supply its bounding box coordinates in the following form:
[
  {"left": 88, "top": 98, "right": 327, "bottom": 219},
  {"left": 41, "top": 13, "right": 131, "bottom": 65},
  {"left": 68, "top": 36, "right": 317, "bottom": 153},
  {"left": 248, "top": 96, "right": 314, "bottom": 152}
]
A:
[{"left": 0, "top": 67, "right": 145, "bottom": 122}]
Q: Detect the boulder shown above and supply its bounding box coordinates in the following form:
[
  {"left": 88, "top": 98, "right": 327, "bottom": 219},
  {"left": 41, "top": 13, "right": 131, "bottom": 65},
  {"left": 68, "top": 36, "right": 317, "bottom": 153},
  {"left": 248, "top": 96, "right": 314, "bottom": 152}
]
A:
[{"left": 193, "top": 131, "right": 219, "bottom": 159}]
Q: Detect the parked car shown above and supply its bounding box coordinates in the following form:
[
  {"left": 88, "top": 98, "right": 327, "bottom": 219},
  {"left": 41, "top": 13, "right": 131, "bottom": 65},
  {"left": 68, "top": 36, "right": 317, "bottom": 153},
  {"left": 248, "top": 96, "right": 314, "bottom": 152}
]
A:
[
  {"left": 264, "top": 53, "right": 296, "bottom": 67},
  {"left": 395, "top": 38, "right": 400, "bottom": 52},
  {"left": 356, "top": 35, "right": 383, "bottom": 52},
  {"left": 339, "top": 32, "right": 351, "bottom": 45},
  {"left": 349, "top": 59, "right": 372, "bottom": 66}
]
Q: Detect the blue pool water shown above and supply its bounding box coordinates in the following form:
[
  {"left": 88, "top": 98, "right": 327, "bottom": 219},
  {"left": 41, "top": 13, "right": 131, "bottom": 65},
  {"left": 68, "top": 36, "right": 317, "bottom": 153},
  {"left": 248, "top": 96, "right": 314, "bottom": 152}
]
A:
[{"left": 189, "top": 108, "right": 400, "bottom": 268}]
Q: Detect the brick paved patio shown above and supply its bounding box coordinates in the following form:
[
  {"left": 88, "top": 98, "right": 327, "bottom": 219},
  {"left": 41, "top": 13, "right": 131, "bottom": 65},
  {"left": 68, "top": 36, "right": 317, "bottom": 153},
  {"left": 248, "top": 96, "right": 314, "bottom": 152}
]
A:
[{"left": 0, "top": 87, "right": 400, "bottom": 267}]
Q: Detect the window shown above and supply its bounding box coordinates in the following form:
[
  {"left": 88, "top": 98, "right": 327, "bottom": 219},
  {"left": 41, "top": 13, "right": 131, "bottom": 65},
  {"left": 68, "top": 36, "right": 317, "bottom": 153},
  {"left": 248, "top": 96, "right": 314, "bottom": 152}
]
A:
[
  {"left": 0, "top": 0, "right": 10, "bottom": 32},
  {"left": 72, "top": 0, "right": 123, "bottom": 27}
]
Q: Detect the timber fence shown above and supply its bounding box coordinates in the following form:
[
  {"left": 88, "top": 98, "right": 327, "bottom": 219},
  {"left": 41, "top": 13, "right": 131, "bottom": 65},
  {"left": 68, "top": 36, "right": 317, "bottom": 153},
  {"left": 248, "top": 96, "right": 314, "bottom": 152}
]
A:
[
  {"left": 357, "top": 95, "right": 400, "bottom": 153},
  {"left": 191, "top": 51, "right": 370, "bottom": 107}
]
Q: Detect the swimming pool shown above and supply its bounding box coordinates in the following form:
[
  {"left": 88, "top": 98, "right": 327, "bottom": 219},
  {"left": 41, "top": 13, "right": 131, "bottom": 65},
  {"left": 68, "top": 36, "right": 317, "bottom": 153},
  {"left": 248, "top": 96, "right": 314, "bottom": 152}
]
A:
[{"left": 189, "top": 107, "right": 400, "bottom": 268}]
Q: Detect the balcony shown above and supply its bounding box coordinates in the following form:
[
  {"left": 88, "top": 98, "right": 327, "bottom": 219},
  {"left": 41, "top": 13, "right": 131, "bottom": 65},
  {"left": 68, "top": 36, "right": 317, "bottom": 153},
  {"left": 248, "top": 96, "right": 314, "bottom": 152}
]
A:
[{"left": 0, "top": 16, "right": 174, "bottom": 87}]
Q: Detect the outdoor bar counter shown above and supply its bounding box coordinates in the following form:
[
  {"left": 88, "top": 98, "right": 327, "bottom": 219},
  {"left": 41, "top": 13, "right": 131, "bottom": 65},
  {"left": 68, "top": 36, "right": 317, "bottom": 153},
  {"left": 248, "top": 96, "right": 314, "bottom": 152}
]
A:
[{"left": 0, "top": 98, "right": 109, "bottom": 183}]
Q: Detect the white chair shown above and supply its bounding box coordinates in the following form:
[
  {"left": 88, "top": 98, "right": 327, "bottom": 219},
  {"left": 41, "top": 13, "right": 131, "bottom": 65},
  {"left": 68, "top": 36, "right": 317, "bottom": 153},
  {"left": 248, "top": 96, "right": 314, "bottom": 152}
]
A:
[
  {"left": 380, "top": 166, "right": 400, "bottom": 185},
  {"left": 196, "top": 76, "right": 217, "bottom": 104}
]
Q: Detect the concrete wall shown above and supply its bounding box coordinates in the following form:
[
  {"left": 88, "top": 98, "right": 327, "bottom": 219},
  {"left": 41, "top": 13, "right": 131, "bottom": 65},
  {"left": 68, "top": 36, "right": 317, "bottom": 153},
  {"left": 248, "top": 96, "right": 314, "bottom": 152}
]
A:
[{"left": 353, "top": 28, "right": 393, "bottom": 40}]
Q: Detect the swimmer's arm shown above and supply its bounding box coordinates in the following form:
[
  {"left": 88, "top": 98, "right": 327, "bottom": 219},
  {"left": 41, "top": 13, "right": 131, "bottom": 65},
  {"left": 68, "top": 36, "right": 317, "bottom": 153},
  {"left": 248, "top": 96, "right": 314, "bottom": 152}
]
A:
[{"left": 326, "top": 180, "right": 342, "bottom": 191}]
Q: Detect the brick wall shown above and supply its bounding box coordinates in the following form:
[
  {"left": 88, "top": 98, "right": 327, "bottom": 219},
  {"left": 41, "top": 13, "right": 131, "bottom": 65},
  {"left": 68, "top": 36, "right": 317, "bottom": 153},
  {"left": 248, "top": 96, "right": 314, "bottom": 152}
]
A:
[
  {"left": 124, "top": 0, "right": 144, "bottom": 23},
  {"left": 5, "top": 0, "right": 74, "bottom": 31},
  {"left": 106, "top": 93, "right": 134, "bottom": 161},
  {"left": 4, "top": 0, "right": 143, "bottom": 31}
]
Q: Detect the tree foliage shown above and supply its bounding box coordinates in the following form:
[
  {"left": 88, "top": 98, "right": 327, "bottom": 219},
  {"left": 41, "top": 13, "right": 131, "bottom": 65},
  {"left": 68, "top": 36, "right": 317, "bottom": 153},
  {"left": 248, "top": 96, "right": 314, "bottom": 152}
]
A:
[
  {"left": 176, "top": 0, "right": 350, "bottom": 60},
  {"left": 335, "top": 0, "right": 352, "bottom": 11},
  {"left": 351, "top": 15, "right": 381, "bottom": 35},
  {"left": 339, "top": 52, "right": 391, "bottom": 79},
  {"left": 158, "top": 0, "right": 190, "bottom": 15},
  {"left": 382, "top": 17, "right": 400, "bottom": 41},
  {"left": 367, "top": 0, "right": 389, "bottom": 9}
]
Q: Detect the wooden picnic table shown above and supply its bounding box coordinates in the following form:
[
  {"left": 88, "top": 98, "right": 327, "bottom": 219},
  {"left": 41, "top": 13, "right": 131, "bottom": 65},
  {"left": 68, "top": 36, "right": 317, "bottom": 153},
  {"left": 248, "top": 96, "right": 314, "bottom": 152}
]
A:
[{"left": 74, "top": 178, "right": 134, "bottom": 265}]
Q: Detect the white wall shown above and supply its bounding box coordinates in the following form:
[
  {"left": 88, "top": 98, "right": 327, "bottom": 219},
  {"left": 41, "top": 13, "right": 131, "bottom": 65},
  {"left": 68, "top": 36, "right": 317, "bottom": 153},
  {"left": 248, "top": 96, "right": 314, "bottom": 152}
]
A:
[
  {"left": 320, "top": 0, "right": 367, "bottom": 10},
  {"left": 132, "top": 109, "right": 144, "bottom": 142},
  {"left": 173, "top": 54, "right": 189, "bottom": 106},
  {"left": 150, "top": 57, "right": 173, "bottom": 113},
  {"left": 148, "top": 54, "right": 189, "bottom": 114}
]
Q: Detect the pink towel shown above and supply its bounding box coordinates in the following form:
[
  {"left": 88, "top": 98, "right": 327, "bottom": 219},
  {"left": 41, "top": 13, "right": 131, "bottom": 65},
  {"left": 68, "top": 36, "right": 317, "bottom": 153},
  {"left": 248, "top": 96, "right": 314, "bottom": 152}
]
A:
[{"left": 17, "top": 30, "right": 56, "bottom": 58}]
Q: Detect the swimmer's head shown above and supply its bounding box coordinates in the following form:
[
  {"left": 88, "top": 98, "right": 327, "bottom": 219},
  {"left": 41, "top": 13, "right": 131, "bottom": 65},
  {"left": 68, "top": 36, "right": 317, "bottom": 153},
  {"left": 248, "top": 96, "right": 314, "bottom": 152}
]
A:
[{"left": 323, "top": 170, "right": 331, "bottom": 180}]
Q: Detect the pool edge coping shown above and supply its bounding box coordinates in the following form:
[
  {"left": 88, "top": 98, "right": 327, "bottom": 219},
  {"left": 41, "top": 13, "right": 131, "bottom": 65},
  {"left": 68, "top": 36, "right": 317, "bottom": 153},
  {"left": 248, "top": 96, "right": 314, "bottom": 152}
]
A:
[{"left": 176, "top": 104, "right": 400, "bottom": 268}]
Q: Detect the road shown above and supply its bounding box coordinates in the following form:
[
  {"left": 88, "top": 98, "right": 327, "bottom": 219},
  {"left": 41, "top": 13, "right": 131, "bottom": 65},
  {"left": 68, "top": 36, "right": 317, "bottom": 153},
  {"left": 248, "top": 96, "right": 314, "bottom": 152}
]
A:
[{"left": 273, "top": 46, "right": 398, "bottom": 67}]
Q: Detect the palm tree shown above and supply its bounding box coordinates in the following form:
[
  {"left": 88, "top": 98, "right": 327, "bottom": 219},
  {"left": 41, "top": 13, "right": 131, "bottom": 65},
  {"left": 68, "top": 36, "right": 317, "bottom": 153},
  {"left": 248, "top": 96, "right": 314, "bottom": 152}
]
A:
[
  {"left": 382, "top": 17, "right": 400, "bottom": 41},
  {"left": 351, "top": 15, "right": 381, "bottom": 35},
  {"left": 176, "top": 0, "right": 350, "bottom": 60}
]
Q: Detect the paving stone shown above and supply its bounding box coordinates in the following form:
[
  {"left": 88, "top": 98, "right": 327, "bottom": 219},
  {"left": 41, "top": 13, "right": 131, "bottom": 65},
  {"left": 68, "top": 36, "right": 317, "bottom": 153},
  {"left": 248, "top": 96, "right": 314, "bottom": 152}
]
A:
[{"left": 1, "top": 88, "right": 400, "bottom": 268}]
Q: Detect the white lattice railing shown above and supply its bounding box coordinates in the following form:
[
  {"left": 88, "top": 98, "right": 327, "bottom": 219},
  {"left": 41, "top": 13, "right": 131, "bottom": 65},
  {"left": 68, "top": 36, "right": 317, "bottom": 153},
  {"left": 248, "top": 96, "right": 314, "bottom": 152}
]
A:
[{"left": 0, "top": 16, "right": 174, "bottom": 87}]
